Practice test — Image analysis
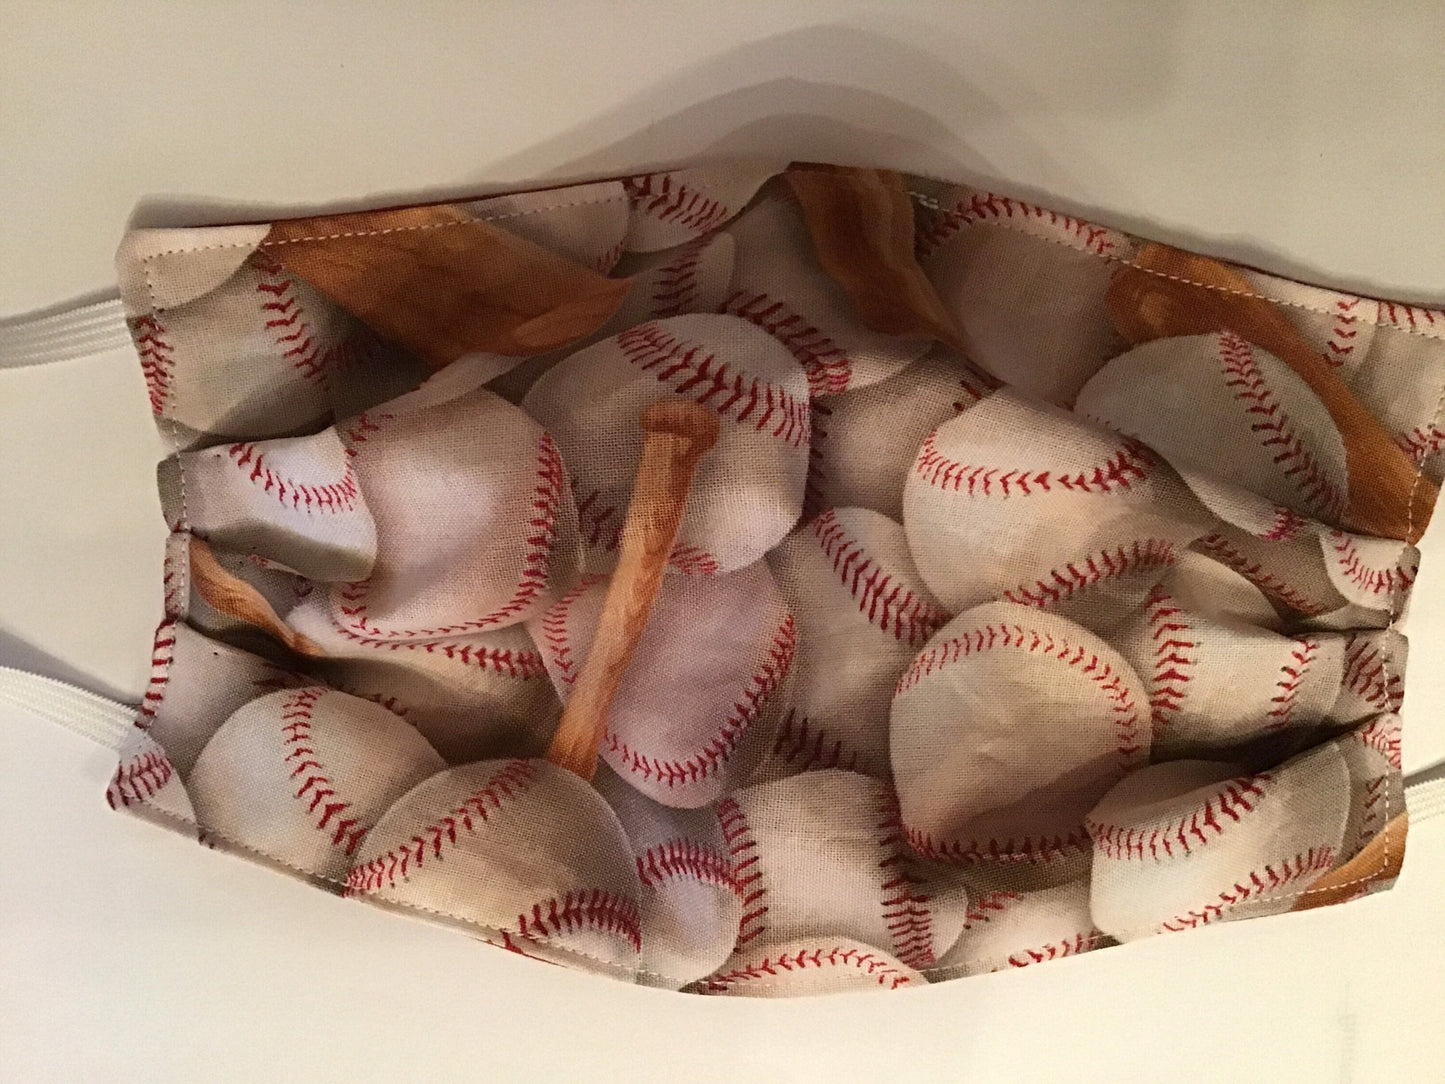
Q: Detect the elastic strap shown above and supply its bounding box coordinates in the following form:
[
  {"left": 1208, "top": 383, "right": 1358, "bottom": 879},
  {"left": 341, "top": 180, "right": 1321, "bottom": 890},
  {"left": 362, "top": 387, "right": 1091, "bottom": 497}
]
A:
[
  {"left": 0, "top": 667, "right": 137, "bottom": 751},
  {"left": 0, "top": 293, "right": 130, "bottom": 368}
]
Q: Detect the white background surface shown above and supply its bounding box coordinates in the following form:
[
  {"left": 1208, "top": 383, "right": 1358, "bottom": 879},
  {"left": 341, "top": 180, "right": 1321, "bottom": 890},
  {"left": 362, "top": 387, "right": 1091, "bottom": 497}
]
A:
[{"left": 2, "top": 2, "right": 1444, "bottom": 1080}]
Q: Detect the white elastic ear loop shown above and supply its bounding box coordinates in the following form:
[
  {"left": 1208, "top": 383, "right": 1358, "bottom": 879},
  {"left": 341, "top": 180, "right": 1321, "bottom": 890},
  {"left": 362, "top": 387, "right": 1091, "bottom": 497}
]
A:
[
  {"left": 0, "top": 667, "right": 136, "bottom": 751},
  {"left": 0, "top": 292, "right": 130, "bottom": 368}
]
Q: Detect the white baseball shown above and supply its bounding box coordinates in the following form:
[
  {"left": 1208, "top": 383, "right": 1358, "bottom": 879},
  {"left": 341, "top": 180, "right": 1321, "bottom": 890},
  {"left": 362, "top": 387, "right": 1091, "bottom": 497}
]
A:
[
  {"left": 1156, "top": 548, "right": 1282, "bottom": 631},
  {"left": 487, "top": 231, "right": 736, "bottom": 405},
  {"left": 1076, "top": 331, "right": 1351, "bottom": 526},
  {"left": 592, "top": 766, "right": 743, "bottom": 989},
  {"left": 319, "top": 383, "right": 582, "bottom": 641},
  {"left": 346, "top": 759, "right": 642, "bottom": 977},
  {"left": 287, "top": 596, "right": 561, "bottom": 765},
  {"left": 721, "top": 184, "right": 931, "bottom": 396},
  {"left": 189, "top": 687, "right": 445, "bottom": 880},
  {"left": 934, "top": 879, "right": 1101, "bottom": 977},
  {"left": 139, "top": 618, "right": 301, "bottom": 778},
  {"left": 622, "top": 160, "right": 778, "bottom": 252},
  {"left": 759, "top": 508, "right": 950, "bottom": 781},
  {"left": 106, "top": 729, "right": 198, "bottom": 836},
  {"left": 1346, "top": 301, "right": 1445, "bottom": 485},
  {"left": 1330, "top": 629, "right": 1407, "bottom": 725},
  {"left": 527, "top": 562, "right": 795, "bottom": 808},
  {"left": 891, "top": 602, "right": 1150, "bottom": 865},
  {"left": 718, "top": 770, "right": 969, "bottom": 971},
  {"left": 159, "top": 427, "right": 378, "bottom": 582},
  {"left": 694, "top": 937, "right": 925, "bottom": 997},
  {"left": 1085, "top": 744, "right": 1350, "bottom": 941},
  {"left": 1333, "top": 713, "right": 1404, "bottom": 866},
  {"left": 1190, "top": 522, "right": 1356, "bottom": 622},
  {"left": 902, "top": 389, "right": 1211, "bottom": 629},
  {"left": 523, "top": 313, "right": 809, "bottom": 576},
  {"left": 1115, "top": 579, "right": 1343, "bottom": 759},
  {"left": 127, "top": 247, "right": 363, "bottom": 445},
  {"left": 1238, "top": 268, "right": 1374, "bottom": 382},
  {"left": 1319, "top": 528, "right": 1418, "bottom": 614},
  {"left": 918, "top": 186, "right": 1137, "bottom": 405},
  {"left": 806, "top": 345, "right": 998, "bottom": 520}
]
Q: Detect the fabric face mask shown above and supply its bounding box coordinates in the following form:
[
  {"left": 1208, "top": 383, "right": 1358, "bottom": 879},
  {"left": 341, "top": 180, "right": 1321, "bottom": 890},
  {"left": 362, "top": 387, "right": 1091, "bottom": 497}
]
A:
[{"left": 3, "top": 160, "right": 1444, "bottom": 997}]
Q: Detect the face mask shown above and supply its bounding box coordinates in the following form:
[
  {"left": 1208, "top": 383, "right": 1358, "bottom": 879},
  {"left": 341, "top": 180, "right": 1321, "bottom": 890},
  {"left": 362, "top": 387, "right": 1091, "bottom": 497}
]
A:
[{"left": 3, "top": 160, "right": 1444, "bottom": 998}]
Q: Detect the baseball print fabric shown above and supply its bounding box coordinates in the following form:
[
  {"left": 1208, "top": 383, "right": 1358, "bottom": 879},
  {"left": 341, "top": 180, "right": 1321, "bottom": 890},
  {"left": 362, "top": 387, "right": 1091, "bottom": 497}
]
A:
[{"left": 108, "top": 162, "right": 1443, "bottom": 996}]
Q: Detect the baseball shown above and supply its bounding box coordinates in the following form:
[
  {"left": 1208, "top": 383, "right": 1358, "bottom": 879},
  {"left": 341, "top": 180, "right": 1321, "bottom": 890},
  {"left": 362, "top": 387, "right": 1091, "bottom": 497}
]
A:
[
  {"left": 806, "top": 345, "right": 998, "bottom": 520},
  {"left": 721, "top": 184, "right": 931, "bottom": 397},
  {"left": 138, "top": 618, "right": 300, "bottom": 778},
  {"left": 128, "top": 247, "right": 362, "bottom": 445},
  {"left": 189, "top": 687, "right": 445, "bottom": 880},
  {"left": 320, "top": 381, "right": 582, "bottom": 641},
  {"left": 106, "top": 729, "right": 198, "bottom": 836},
  {"left": 287, "top": 596, "right": 561, "bottom": 765},
  {"left": 1329, "top": 629, "right": 1407, "bottom": 724},
  {"left": 523, "top": 313, "right": 809, "bottom": 577},
  {"left": 347, "top": 758, "right": 643, "bottom": 978},
  {"left": 526, "top": 561, "right": 795, "bottom": 808},
  {"left": 759, "top": 507, "right": 949, "bottom": 781},
  {"left": 622, "top": 160, "right": 777, "bottom": 253},
  {"left": 1190, "top": 522, "right": 1356, "bottom": 622},
  {"left": 1319, "top": 528, "right": 1418, "bottom": 614},
  {"left": 1076, "top": 331, "right": 1350, "bottom": 526},
  {"left": 1085, "top": 743, "right": 1350, "bottom": 941},
  {"left": 694, "top": 937, "right": 925, "bottom": 996},
  {"left": 1344, "top": 302, "right": 1445, "bottom": 485},
  {"left": 918, "top": 186, "right": 1137, "bottom": 405},
  {"left": 934, "top": 878, "right": 1101, "bottom": 976},
  {"left": 592, "top": 766, "right": 743, "bottom": 988},
  {"left": 1238, "top": 268, "right": 1374, "bottom": 383},
  {"left": 1114, "top": 578, "right": 1344, "bottom": 759},
  {"left": 158, "top": 426, "right": 378, "bottom": 583},
  {"left": 1333, "top": 713, "right": 1404, "bottom": 867},
  {"left": 892, "top": 601, "right": 1150, "bottom": 865},
  {"left": 719, "top": 770, "right": 969, "bottom": 971},
  {"left": 902, "top": 388, "right": 1211, "bottom": 630}
]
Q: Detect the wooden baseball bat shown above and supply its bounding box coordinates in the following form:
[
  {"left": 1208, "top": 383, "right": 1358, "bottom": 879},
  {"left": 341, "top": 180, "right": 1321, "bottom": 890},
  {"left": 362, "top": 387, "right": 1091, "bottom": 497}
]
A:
[
  {"left": 1291, "top": 811, "right": 1408, "bottom": 912},
  {"left": 1106, "top": 244, "right": 1437, "bottom": 543},
  {"left": 188, "top": 537, "right": 326, "bottom": 658},
  {"left": 546, "top": 399, "right": 721, "bottom": 780}
]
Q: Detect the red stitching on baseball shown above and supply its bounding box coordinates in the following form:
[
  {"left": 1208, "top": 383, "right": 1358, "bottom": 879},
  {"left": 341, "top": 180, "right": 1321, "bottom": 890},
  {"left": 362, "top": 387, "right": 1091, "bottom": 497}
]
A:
[
  {"left": 918, "top": 189, "right": 1123, "bottom": 259},
  {"left": 604, "top": 614, "right": 796, "bottom": 789},
  {"left": 1355, "top": 713, "right": 1403, "bottom": 771},
  {"left": 811, "top": 510, "right": 950, "bottom": 647},
  {"left": 280, "top": 687, "right": 369, "bottom": 857},
  {"left": 137, "top": 618, "right": 178, "bottom": 727},
  {"left": 913, "top": 429, "right": 1155, "bottom": 496},
  {"left": 697, "top": 944, "right": 917, "bottom": 993},
  {"left": 1378, "top": 301, "right": 1442, "bottom": 334},
  {"left": 623, "top": 173, "right": 731, "bottom": 233},
  {"left": 1263, "top": 505, "right": 1309, "bottom": 542},
  {"left": 1142, "top": 582, "right": 1194, "bottom": 741},
  {"left": 802, "top": 398, "right": 832, "bottom": 519},
  {"left": 1324, "top": 297, "right": 1361, "bottom": 368},
  {"left": 635, "top": 838, "right": 739, "bottom": 893},
  {"left": 1397, "top": 424, "right": 1445, "bottom": 466},
  {"left": 513, "top": 888, "right": 643, "bottom": 954},
  {"left": 1002, "top": 539, "right": 1176, "bottom": 612},
  {"left": 720, "top": 291, "right": 853, "bottom": 397},
  {"left": 876, "top": 788, "right": 940, "bottom": 970},
  {"left": 964, "top": 890, "right": 1024, "bottom": 926},
  {"left": 717, "top": 797, "right": 769, "bottom": 949},
  {"left": 323, "top": 624, "right": 547, "bottom": 677},
  {"left": 131, "top": 314, "right": 176, "bottom": 414},
  {"left": 340, "top": 411, "right": 392, "bottom": 457},
  {"left": 1193, "top": 533, "right": 1331, "bottom": 616},
  {"left": 896, "top": 621, "right": 1144, "bottom": 761},
  {"left": 1006, "top": 932, "right": 1100, "bottom": 969},
  {"left": 906, "top": 825, "right": 1093, "bottom": 865},
  {"left": 615, "top": 322, "right": 809, "bottom": 447},
  {"left": 1327, "top": 530, "right": 1414, "bottom": 596},
  {"left": 572, "top": 485, "right": 721, "bottom": 574},
  {"left": 593, "top": 239, "right": 624, "bottom": 275},
  {"left": 1157, "top": 847, "right": 1336, "bottom": 932},
  {"left": 770, "top": 709, "right": 863, "bottom": 774},
  {"left": 1218, "top": 331, "right": 1345, "bottom": 520},
  {"left": 646, "top": 237, "right": 709, "bottom": 317},
  {"left": 536, "top": 573, "right": 605, "bottom": 691},
  {"left": 345, "top": 758, "right": 541, "bottom": 893},
  {"left": 1085, "top": 772, "right": 1275, "bottom": 861},
  {"left": 225, "top": 442, "right": 361, "bottom": 513},
  {"left": 107, "top": 749, "right": 175, "bottom": 809},
  {"left": 336, "top": 432, "right": 564, "bottom": 639},
  {"left": 253, "top": 252, "right": 334, "bottom": 384},
  {"left": 1265, "top": 636, "right": 1319, "bottom": 733}
]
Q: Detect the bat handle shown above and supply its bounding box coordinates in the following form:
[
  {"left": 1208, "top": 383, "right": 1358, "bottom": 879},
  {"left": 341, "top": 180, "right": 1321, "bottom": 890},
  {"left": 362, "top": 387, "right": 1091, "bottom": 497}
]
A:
[{"left": 546, "top": 400, "right": 721, "bottom": 779}]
